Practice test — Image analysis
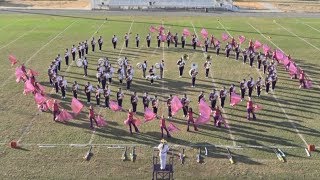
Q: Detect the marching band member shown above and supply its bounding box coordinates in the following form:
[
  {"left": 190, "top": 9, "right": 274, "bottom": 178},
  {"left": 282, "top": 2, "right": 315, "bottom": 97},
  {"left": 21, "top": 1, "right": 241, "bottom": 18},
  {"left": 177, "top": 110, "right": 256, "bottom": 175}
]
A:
[
  {"left": 240, "top": 79, "right": 246, "bottom": 100},
  {"left": 146, "top": 33, "right": 151, "bottom": 48},
  {"left": 248, "top": 39, "right": 254, "bottom": 52},
  {"left": 204, "top": 59, "right": 211, "bottom": 78},
  {"left": 242, "top": 49, "right": 248, "bottom": 64},
  {"left": 72, "top": 81, "right": 79, "bottom": 99},
  {"left": 53, "top": 75, "right": 60, "bottom": 94},
  {"left": 149, "top": 65, "right": 155, "bottom": 85},
  {"left": 166, "top": 32, "right": 171, "bottom": 48},
  {"left": 174, "top": 33, "right": 178, "bottom": 47},
  {"left": 220, "top": 87, "right": 227, "bottom": 108},
  {"left": 64, "top": 48, "right": 70, "bottom": 66},
  {"left": 127, "top": 109, "right": 140, "bottom": 134},
  {"left": 157, "top": 33, "right": 161, "bottom": 48},
  {"left": 271, "top": 74, "right": 278, "bottom": 92},
  {"left": 118, "top": 66, "right": 125, "bottom": 84},
  {"left": 152, "top": 95, "right": 159, "bottom": 117},
  {"left": 160, "top": 60, "right": 164, "bottom": 79},
  {"left": 124, "top": 33, "right": 129, "bottom": 48},
  {"left": 91, "top": 37, "right": 96, "bottom": 52},
  {"left": 256, "top": 77, "right": 262, "bottom": 97},
  {"left": 234, "top": 44, "right": 240, "bottom": 60},
  {"left": 83, "top": 57, "right": 88, "bottom": 77},
  {"left": 56, "top": 54, "right": 61, "bottom": 71},
  {"left": 95, "top": 85, "right": 102, "bottom": 106},
  {"left": 85, "top": 82, "right": 93, "bottom": 104},
  {"left": 247, "top": 77, "right": 254, "bottom": 97},
  {"left": 142, "top": 92, "right": 150, "bottom": 110},
  {"left": 198, "top": 91, "right": 205, "bottom": 103},
  {"left": 59, "top": 76, "right": 67, "bottom": 99},
  {"left": 204, "top": 37, "right": 209, "bottom": 53},
  {"left": 71, "top": 45, "right": 76, "bottom": 61},
  {"left": 81, "top": 42, "right": 85, "bottom": 56},
  {"left": 78, "top": 43, "right": 82, "bottom": 59},
  {"left": 117, "top": 88, "right": 124, "bottom": 107},
  {"left": 216, "top": 40, "right": 221, "bottom": 56},
  {"left": 177, "top": 58, "right": 185, "bottom": 78},
  {"left": 265, "top": 76, "right": 271, "bottom": 94},
  {"left": 101, "top": 72, "right": 107, "bottom": 89},
  {"left": 89, "top": 105, "right": 98, "bottom": 129},
  {"left": 126, "top": 73, "right": 133, "bottom": 90},
  {"left": 48, "top": 65, "right": 53, "bottom": 86},
  {"left": 142, "top": 60, "right": 147, "bottom": 78},
  {"left": 209, "top": 89, "right": 218, "bottom": 110},
  {"left": 85, "top": 40, "right": 88, "bottom": 55},
  {"left": 98, "top": 36, "right": 103, "bottom": 51},
  {"left": 213, "top": 106, "right": 222, "bottom": 127},
  {"left": 109, "top": 64, "right": 114, "bottom": 84},
  {"left": 167, "top": 94, "right": 173, "bottom": 119},
  {"left": 53, "top": 99, "right": 59, "bottom": 121},
  {"left": 104, "top": 85, "right": 110, "bottom": 109},
  {"left": 247, "top": 97, "right": 256, "bottom": 120},
  {"left": 181, "top": 94, "right": 189, "bottom": 117},
  {"left": 262, "top": 57, "right": 268, "bottom": 74},
  {"left": 187, "top": 108, "right": 198, "bottom": 131},
  {"left": 181, "top": 34, "right": 186, "bottom": 48},
  {"left": 158, "top": 139, "right": 169, "bottom": 170},
  {"left": 191, "top": 68, "right": 198, "bottom": 87},
  {"left": 135, "top": 34, "right": 140, "bottom": 48},
  {"left": 192, "top": 35, "right": 197, "bottom": 50},
  {"left": 160, "top": 115, "right": 171, "bottom": 138},
  {"left": 225, "top": 42, "right": 232, "bottom": 58},
  {"left": 131, "top": 91, "right": 138, "bottom": 113},
  {"left": 249, "top": 52, "right": 255, "bottom": 67},
  {"left": 257, "top": 52, "right": 262, "bottom": 70},
  {"left": 229, "top": 84, "right": 235, "bottom": 103},
  {"left": 299, "top": 70, "right": 306, "bottom": 88},
  {"left": 210, "top": 35, "right": 215, "bottom": 48},
  {"left": 112, "top": 35, "right": 118, "bottom": 49}
]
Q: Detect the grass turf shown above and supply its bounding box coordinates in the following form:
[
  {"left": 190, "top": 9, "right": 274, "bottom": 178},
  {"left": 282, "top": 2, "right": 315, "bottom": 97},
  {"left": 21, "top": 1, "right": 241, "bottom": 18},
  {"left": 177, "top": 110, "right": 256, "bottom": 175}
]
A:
[{"left": 0, "top": 12, "right": 320, "bottom": 179}]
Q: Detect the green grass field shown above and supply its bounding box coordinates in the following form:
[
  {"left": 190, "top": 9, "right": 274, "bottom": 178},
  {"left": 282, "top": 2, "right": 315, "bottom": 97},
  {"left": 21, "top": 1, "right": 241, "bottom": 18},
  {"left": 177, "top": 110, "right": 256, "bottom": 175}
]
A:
[{"left": 0, "top": 11, "right": 320, "bottom": 179}]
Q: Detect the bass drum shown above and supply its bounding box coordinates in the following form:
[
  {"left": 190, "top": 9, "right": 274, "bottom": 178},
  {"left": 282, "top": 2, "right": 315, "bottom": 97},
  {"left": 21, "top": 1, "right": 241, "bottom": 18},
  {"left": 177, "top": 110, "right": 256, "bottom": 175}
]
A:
[
  {"left": 76, "top": 59, "right": 83, "bottom": 67},
  {"left": 98, "top": 58, "right": 105, "bottom": 66}
]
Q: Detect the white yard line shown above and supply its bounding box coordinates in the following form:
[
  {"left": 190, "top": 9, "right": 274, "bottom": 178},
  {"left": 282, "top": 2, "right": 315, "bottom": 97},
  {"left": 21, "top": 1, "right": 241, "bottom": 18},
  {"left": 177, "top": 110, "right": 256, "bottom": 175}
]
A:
[
  {"left": 0, "top": 20, "right": 78, "bottom": 89},
  {"left": 247, "top": 22, "right": 320, "bottom": 89},
  {"left": 88, "top": 19, "right": 135, "bottom": 146},
  {"left": 0, "top": 18, "right": 23, "bottom": 31},
  {"left": 218, "top": 20, "right": 309, "bottom": 147},
  {"left": 191, "top": 22, "right": 237, "bottom": 147},
  {"left": 273, "top": 21, "right": 320, "bottom": 52},
  {"left": 299, "top": 21, "right": 320, "bottom": 33}
]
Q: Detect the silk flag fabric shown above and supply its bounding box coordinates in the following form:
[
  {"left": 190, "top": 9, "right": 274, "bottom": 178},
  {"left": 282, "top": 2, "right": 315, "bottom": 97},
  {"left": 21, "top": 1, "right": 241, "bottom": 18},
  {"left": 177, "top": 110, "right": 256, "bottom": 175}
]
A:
[
  {"left": 262, "top": 44, "right": 270, "bottom": 54},
  {"left": 55, "top": 109, "right": 73, "bottom": 122},
  {"left": 15, "top": 66, "right": 25, "bottom": 83},
  {"left": 24, "top": 79, "right": 35, "bottom": 94},
  {"left": 149, "top": 26, "right": 157, "bottom": 33},
  {"left": 195, "top": 99, "right": 211, "bottom": 125},
  {"left": 96, "top": 115, "right": 107, "bottom": 127},
  {"left": 158, "top": 26, "right": 165, "bottom": 34},
  {"left": 144, "top": 107, "right": 156, "bottom": 122},
  {"left": 71, "top": 97, "right": 84, "bottom": 115},
  {"left": 27, "top": 69, "right": 39, "bottom": 76},
  {"left": 200, "top": 28, "right": 208, "bottom": 38},
  {"left": 171, "top": 96, "right": 183, "bottom": 116},
  {"left": 230, "top": 92, "right": 241, "bottom": 106},
  {"left": 238, "top": 35, "right": 246, "bottom": 44},
  {"left": 161, "top": 34, "right": 167, "bottom": 42},
  {"left": 275, "top": 49, "right": 284, "bottom": 60},
  {"left": 254, "top": 40, "right": 262, "bottom": 49},
  {"left": 183, "top": 28, "right": 191, "bottom": 36},
  {"left": 9, "top": 55, "right": 18, "bottom": 66},
  {"left": 167, "top": 122, "right": 180, "bottom": 133},
  {"left": 46, "top": 99, "right": 57, "bottom": 111},
  {"left": 36, "top": 83, "right": 46, "bottom": 94},
  {"left": 253, "top": 104, "right": 263, "bottom": 112},
  {"left": 289, "top": 63, "right": 298, "bottom": 75},
  {"left": 109, "top": 100, "right": 121, "bottom": 111},
  {"left": 34, "top": 93, "right": 46, "bottom": 105},
  {"left": 124, "top": 118, "right": 142, "bottom": 126},
  {"left": 305, "top": 80, "right": 312, "bottom": 89},
  {"left": 222, "top": 33, "right": 229, "bottom": 41}
]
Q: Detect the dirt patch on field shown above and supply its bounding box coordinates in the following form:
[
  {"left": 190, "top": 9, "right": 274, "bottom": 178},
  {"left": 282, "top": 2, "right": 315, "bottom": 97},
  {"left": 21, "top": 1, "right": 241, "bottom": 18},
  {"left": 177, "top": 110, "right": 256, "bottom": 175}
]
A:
[
  {"left": 233, "top": 2, "right": 266, "bottom": 9},
  {"left": 273, "top": 2, "right": 320, "bottom": 13},
  {"left": 0, "top": 0, "right": 90, "bottom": 9}
]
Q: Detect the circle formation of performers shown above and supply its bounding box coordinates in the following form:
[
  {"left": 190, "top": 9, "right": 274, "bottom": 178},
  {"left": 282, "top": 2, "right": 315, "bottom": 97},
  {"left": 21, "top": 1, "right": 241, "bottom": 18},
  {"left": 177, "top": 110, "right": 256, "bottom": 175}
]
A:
[{"left": 12, "top": 26, "right": 312, "bottom": 138}]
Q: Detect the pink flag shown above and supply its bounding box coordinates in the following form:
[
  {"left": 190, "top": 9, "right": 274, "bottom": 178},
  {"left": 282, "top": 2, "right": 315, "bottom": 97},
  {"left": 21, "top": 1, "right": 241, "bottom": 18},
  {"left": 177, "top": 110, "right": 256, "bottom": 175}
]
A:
[
  {"left": 167, "top": 122, "right": 180, "bottom": 133},
  {"left": 24, "top": 79, "right": 35, "bottom": 95},
  {"left": 55, "top": 109, "right": 73, "bottom": 122},
  {"left": 281, "top": 56, "right": 289, "bottom": 65},
  {"left": 262, "top": 44, "right": 270, "bottom": 54},
  {"left": 254, "top": 40, "right": 262, "bottom": 49},
  {"left": 71, "top": 97, "right": 84, "bottom": 115},
  {"left": 124, "top": 118, "right": 142, "bottom": 126},
  {"left": 253, "top": 104, "right": 263, "bottom": 112},
  {"left": 197, "top": 41, "right": 202, "bottom": 47},
  {"left": 171, "top": 96, "right": 183, "bottom": 116},
  {"left": 305, "top": 80, "right": 312, "bottom": 89},
  {"left": 230, "top": 92, "right": 241, "bottom": 106},
  {"left": 9, "top": 55, "right": 18, "bottom": 66},
  {"left": 238, "top": 35, "right": 246, "bottom": 44},
  {"left": 275, "top": 49, "right": 284, "bottom": 60},
  {"left": 149, "top": 26, "right": 157, "bottom": 33},
  {"left": 15, "top": 66, "right": 25, "bottom": 83},
  {"left": 27, "top": 69, "right": 39, "bottom": 76},
  {"left": 110, "top": 100, "right": 121, "bottom": 111},
  {"left": 183, "top": 28, "right": 191, "bottom": 36},
  {"left": 144, "top": 107, "right": 156, "bottom": 122},
  {"left": 34, "top": 93, "right": 46, "bottom": 105},
  {"left": 161, "top": 34, "right": 167, "bottom": 42},
  {"left": 195, "top": 99, "right": 211, "bottom": 125},
  {"left": 46, "top": 99, "right": 57, "bottom": 111},
  {"left": 289, "top": 63, "right": 298, "bottom": 75},
  {"left": 222, "top": 33, "right": 229, "bottom": 41},
  {"left": 36, "top": 83, "right": 46, "bottom": 94},
  {"left": 96, "top": 115, "right": 107, "bottom": 127},
  {"left": 37, "top": 103, "right": 48, "bottom": 112},
  {"left": 158, "top": 26, "right": 165, "bottom": 34},
  {"left": 200, "top": 28, "right": 208, "bottom": 38}
]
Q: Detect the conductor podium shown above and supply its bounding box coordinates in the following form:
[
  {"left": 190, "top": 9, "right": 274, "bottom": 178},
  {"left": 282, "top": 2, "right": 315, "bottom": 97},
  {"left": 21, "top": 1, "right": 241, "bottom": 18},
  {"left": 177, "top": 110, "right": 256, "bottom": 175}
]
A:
[{"left": 152, "top": 151, "right": 174, "bottom": 180}]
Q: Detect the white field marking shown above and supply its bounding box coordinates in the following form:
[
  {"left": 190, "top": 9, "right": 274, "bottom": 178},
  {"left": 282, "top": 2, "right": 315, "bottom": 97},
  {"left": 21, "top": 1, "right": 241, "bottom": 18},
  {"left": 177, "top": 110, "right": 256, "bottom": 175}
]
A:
[
  {"left": 88, "top": 19, "right": 135, "bottom": 145},
  {"left": 273, "top": 21, "right": 320, "bottom": 52},
  {"left": 247, "top": 22, "right": 320, "bottom": 89},
  {"left": 191, "top": 21, "right": 237, "bottom": 147},
  {"left": 0, "top": 18, "right": 23, "bottom": 31},
  {"left": 219, "top": 20, "right": 309, "bottom": 147},
  {"left": 0, "top": 20, "right": 78, "bottom": 89},
  {"left": 298, "top": 20, "right": 320, "bottom": 33}
]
